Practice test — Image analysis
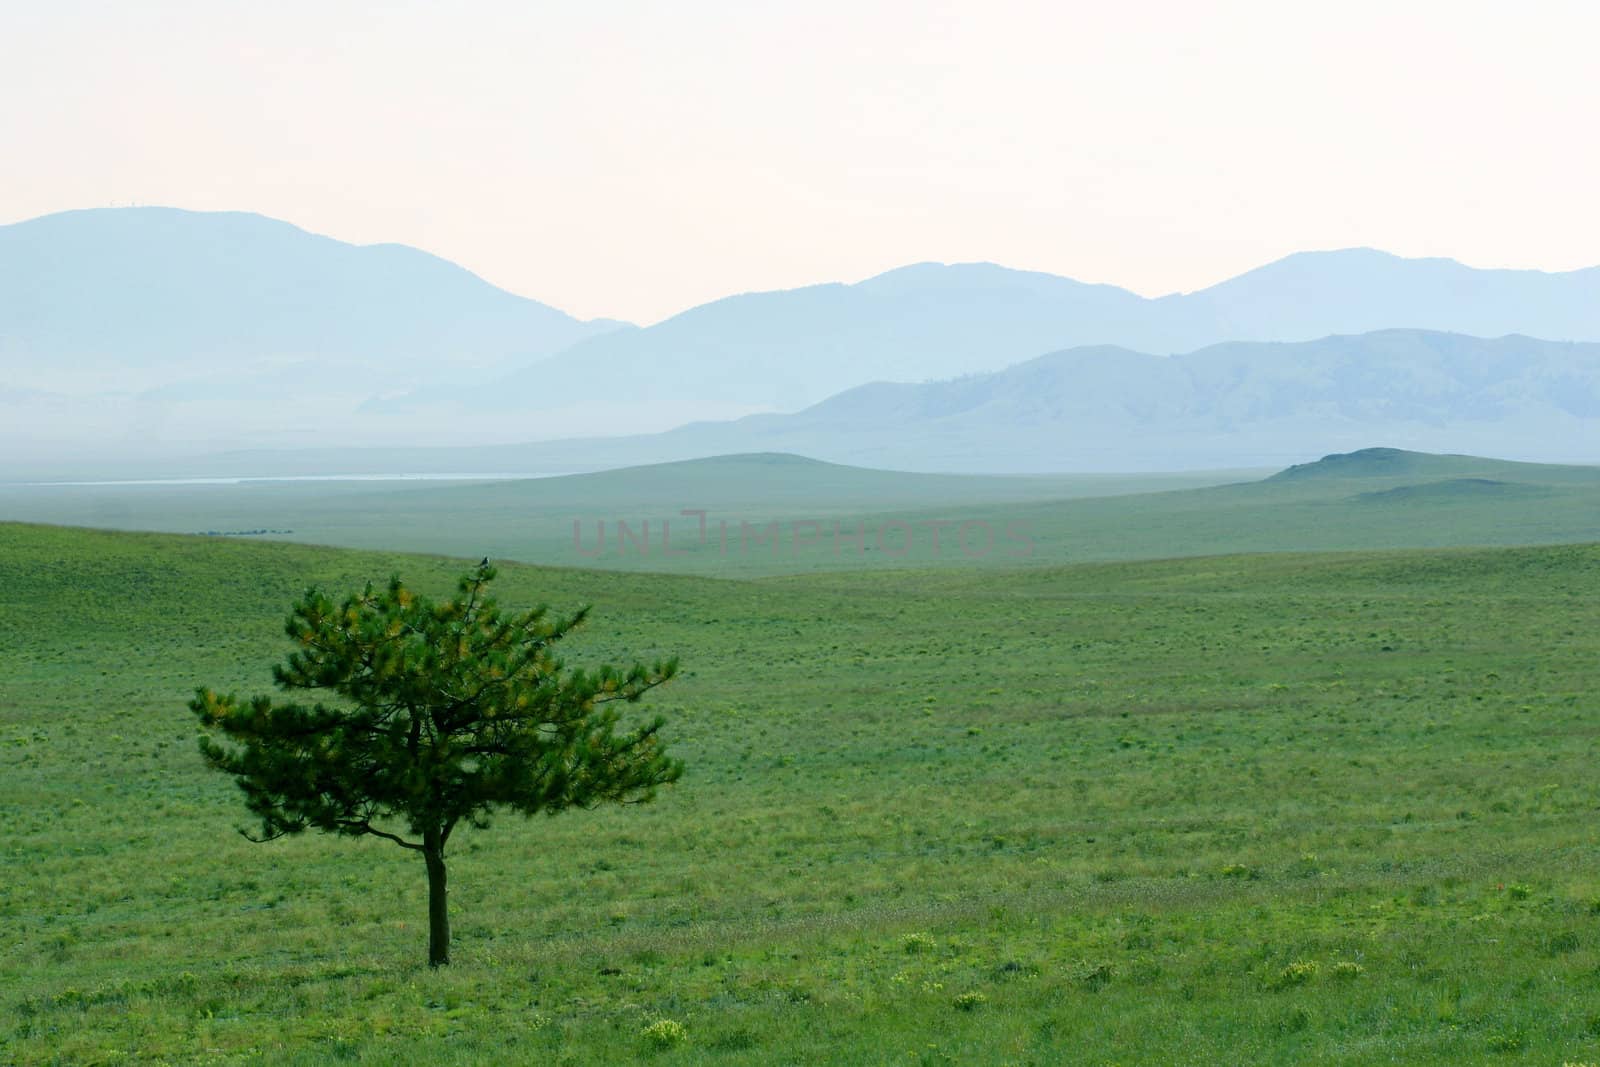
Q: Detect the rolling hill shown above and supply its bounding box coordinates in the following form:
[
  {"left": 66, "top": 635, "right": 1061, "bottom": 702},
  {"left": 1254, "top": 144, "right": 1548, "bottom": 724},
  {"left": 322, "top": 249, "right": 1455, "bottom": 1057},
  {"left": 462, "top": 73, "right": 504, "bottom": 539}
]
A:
[
  {"left": 0, "top": 453, "right": 1253, "bottom": 569},
  {"left": 3, "top": 447, "right": 1597, "bottom": 577}
]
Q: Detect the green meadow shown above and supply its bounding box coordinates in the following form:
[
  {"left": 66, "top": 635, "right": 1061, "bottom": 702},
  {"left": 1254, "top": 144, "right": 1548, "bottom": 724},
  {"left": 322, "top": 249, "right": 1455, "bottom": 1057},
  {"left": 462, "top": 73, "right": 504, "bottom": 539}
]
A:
[
  {"left": 2, "top": 449, "right": 1596, "bottom": 578},
  {"left": 5, "top": 494, "right": 1600, "bottom": 1062},
  {"left": 0, "top": 455, "right": 1253, "bottom": 578}
]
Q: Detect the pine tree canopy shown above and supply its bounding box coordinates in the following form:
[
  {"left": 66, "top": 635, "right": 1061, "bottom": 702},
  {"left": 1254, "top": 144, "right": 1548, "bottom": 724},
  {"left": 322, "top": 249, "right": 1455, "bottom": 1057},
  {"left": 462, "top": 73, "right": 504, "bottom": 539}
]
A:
[{"left": 190, "top": 561, "right": 682, "bottom": 964}]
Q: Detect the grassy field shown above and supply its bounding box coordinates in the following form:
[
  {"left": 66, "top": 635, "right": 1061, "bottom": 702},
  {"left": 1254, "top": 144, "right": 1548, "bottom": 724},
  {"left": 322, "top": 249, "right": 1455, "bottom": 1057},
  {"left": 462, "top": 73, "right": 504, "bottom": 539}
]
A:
[
  {"left": 1, "top": 449, "right": 1596, "bottom": 579},
  {"left": 5, "top": 520, "right": 1600, "bottom": 1063},
  {"left": 0, "top": 454, "right": 1256, "bottom": 580}
]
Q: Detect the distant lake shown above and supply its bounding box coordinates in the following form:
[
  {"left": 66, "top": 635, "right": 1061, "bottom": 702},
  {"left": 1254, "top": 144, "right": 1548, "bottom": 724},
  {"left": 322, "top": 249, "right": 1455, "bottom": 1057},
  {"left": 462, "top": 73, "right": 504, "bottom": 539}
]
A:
[{"left": 14, "top": 473, "right": 559, "bottom": 487}]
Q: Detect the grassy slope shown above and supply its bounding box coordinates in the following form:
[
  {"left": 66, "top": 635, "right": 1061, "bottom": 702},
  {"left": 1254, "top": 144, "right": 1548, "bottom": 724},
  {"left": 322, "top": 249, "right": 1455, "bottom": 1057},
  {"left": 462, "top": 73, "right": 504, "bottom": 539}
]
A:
[
  {"left": 3, "top": 449, "right": 1597, "bottom": 579},
  {"left": 928, "top": 449, "right": 1600, "bottom": 574},
  {"left": 5, "top": 522, "right": 1600, "bottom": 1063},
  {"left": 0, "top": 454, "right": 1257, "bottom": 575}
]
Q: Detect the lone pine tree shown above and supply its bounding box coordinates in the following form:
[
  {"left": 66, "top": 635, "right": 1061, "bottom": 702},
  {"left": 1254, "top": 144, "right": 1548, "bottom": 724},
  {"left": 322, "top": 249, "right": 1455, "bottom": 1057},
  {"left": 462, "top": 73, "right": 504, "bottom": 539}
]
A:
[{"left": 191, "top": 562, "right": 682, "bottom": 966}]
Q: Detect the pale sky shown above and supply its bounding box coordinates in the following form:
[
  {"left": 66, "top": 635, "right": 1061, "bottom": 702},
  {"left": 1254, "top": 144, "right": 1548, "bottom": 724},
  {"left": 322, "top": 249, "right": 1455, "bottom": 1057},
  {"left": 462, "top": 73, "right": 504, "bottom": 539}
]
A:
[{"left": 4, "top": 0, "right": 1597, "bottom": 325}]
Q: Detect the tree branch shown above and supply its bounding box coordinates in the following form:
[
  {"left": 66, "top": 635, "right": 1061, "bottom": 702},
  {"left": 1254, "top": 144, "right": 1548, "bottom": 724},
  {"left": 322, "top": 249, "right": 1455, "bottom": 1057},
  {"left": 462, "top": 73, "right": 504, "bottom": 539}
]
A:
[{"left": 344, "top": 822, "right": 425, "bottom": 851}]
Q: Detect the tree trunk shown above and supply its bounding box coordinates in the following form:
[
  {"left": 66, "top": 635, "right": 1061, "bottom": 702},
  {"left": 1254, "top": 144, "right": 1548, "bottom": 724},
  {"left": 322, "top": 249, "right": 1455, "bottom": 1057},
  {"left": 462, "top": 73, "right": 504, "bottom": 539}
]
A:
[{"left": 423, "top": 834, "right": 450, "bottom": 967}]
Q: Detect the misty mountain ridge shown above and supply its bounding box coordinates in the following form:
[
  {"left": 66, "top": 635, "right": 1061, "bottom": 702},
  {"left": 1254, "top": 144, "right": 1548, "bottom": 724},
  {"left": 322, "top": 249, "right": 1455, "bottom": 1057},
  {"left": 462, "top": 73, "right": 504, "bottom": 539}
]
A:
[
  {"left": 386, "top": 246, "right": 1600, "bottom": 434},
  {"left": 631, "top": 329, "right": 1600, "bottom": 471},
  {"left": 24, "top": 331, "right": 1599, "bottom": 481},
  {"left": 0, "top": 207, "right": 627, "bottom": 394},
  {"left": 5, "top": 206, "right": 1600, "bottom": 463},
  {"left": 357, "top": 331, "right": 1598, "bottom": 475}
]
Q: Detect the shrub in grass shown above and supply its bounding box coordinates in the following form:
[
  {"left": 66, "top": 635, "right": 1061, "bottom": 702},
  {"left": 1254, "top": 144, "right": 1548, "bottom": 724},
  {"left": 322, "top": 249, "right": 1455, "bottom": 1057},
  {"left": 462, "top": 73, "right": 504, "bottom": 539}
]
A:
[
  {"left": 1292, "top": 853, "right": 1322, "bottom": 877},
  {"left": 1271, "top": 960, "right": 1319, "bottom": 989},
  {"left": 952, "top": 991, "right": 987, "bottom": 1011},
  {"left": 902, "top": 932, "right": 936, "bottom": 954},
  {"left": 1278, "top": 1007, "right": 1312, "bottom": 1034},
  {"left": 709, "top": 1030, "right": 757, "bottom": 1051},
  {"left": 1543, "top": 931, "right": 1581, "bottom": 956},
  {"left": 1331, "top": 961, "right": 1365, "bottom": 979},
  {"left": 642, "top": 1019, "right": 687, "bottom": 1049},
  {"left": 1484, "top": 1028, "right": 1525, "bottom": 1052},
  {"left": 1077, "top": 962, "right": 1114, "bottom": 991}
]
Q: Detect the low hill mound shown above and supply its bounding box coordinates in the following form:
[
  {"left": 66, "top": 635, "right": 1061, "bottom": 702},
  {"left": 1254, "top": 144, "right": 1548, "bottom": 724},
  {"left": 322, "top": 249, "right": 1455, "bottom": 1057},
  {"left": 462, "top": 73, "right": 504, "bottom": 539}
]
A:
[
  {"left": 1352, "top": 478, "right": 1551, "bottom": 503},
  {"left": 1269, "top": 447, "right": 1600, "bottom": 486}
]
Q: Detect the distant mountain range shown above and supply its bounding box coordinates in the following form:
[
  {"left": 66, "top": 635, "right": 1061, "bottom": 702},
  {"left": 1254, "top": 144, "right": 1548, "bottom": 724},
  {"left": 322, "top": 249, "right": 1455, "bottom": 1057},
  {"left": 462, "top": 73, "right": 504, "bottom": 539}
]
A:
[
  {"left": 3, "top": 206, "right": 1600, "bottom": 468},
  {"left": 581, "top": 329, "right": 1597, "bottom": 471},
  {"left": 16, "top": 329, "right": 1598, "bottom": 479},
  {"left": 449, "top": 330, "right": 1600, "bottom": 472},
  {"left": 0, "top": 208, "right": 628, "bottom": 451},
  {"left": 385, "top": 248, "right": 1600, "bottom": 432},
  {"left": 0, "top": 207, "right": 625, "bottom": 387}
]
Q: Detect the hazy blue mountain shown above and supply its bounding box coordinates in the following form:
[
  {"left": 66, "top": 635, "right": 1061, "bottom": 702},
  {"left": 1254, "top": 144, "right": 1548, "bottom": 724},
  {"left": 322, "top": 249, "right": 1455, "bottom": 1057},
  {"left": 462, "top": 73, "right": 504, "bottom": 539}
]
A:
[
  {"left": 0, "top": 207, "right": 626, "bottom": 393},
  {"left": 369, "top": 262, "right": 1158, "bottom": 432},
  {"left": 8, "top": 207, "right": 1600, "bottom": 463},
  {"left": 30, "top": 330, "right": 1597, "bottom": 480},
  {"left": 634, "top": 329, "right": 1600, "bottom": 471},
  {"left": 360, "top": 330, "right": 1600, "bottom": 473},
  {"left": 607, "top": 330, "right": 1594, "bottom": 471},
  {"left": 1172, "top": 249, "right": 1600, "bottom": 343},
  {"left": 0, "top": 207, "right": 633, "bottom": 456},
  {"left": 378, "top": 249, "right": 1600, "bottom": 434}
]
